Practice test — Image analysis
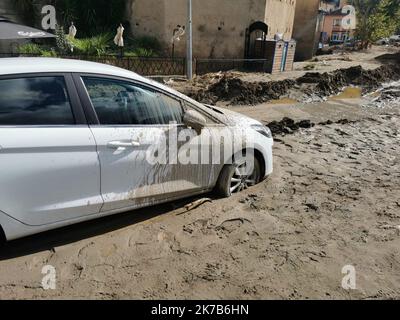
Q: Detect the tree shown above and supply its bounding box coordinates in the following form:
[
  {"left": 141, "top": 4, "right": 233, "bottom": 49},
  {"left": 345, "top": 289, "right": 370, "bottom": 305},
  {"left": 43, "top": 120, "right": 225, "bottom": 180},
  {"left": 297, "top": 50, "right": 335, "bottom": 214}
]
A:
[
  {"left": 350, "top": 0, "right": 400, "bottom": 48},
  {"left": 386, "top": 0, "right": 400, "bottom": 16},
  {"left": 54, "top": 0, "right": 128, "bottom": 37},
  {"left": 14, "top": 0, "right": 38, "bottom": 26},
  {"left": 15, "top": 0, "right": 129, "bottom": 37},
  {"left": 385, "top": 0, "right": 400, "bottom": 32}
]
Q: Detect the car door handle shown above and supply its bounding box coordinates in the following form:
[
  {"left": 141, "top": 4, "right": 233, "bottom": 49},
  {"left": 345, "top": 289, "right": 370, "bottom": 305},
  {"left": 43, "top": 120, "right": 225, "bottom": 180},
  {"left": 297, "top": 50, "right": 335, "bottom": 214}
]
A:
[{"left": 107, "top": 140, "right": 140, "bottom": 149}]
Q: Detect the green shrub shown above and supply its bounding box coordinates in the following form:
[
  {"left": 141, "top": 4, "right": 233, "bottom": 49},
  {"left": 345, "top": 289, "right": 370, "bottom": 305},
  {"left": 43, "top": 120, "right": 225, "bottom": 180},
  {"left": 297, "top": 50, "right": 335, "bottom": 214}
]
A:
[
  {"left": 18, "top": 43, "right": 58, "bottom": 57},
  {"left": 70, "top": 33, "right": 112, "bottom": 56},
  {"left": 123, "top": 48, "right": 157, "bottom": 58},
  {"left": 41, "top": 49, "right": 58, "bottom": 57},
  {"left": 133, "top": 48, "right": 156, "bottom": 57},
  {"left": 18, "top": 43, "right": 43, "bottom": 55},
  {"left": 55, "top": 25, "right": 73, "bottom": 54}
]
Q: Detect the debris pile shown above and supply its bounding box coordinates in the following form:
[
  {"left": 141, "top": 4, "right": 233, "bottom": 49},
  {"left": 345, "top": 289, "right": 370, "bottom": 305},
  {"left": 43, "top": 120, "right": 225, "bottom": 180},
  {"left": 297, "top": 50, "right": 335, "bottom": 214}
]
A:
[
  {"left": 363, "top": 81, "right": 400, "bottom": 109},
  {"left": 193, "top": 76, "right": 296, "bottom": 105},
  {"left": 266, "top": 117, "right": 364, "bottom": 136},
  {"left": 190, "top": 64, "right": 400, "bottom": 106},
  {"left": 267, "top": 117, "right": 315, "bottom": 135},
  {"left": 301, "top": 65, "right": 400, "bottom": 96},
  {"left": 375, "top": 52, "right": 400, "bottom": 64}
]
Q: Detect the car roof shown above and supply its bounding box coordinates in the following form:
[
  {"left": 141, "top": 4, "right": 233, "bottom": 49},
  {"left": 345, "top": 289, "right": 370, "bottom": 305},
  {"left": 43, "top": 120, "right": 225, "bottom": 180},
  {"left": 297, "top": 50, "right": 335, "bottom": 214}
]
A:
[
  {"left": 0, "top": 57, "right": 143, "bottom": 77},
  {"left": 0, "top": 57, "right": 195, "bottom": 102}
]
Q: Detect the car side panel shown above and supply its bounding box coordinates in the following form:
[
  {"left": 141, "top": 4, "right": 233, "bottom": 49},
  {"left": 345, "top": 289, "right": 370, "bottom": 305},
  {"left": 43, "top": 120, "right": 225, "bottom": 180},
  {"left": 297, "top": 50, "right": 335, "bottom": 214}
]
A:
[{"left": 0, "top": 127, "right": 103, "bottom": 226}]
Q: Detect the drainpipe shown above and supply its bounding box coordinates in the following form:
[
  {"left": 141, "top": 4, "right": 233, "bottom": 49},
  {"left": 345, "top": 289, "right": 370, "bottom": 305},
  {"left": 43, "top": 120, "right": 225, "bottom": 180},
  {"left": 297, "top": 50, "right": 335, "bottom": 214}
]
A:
[{"left": 186, "top": 0, "right": 193, "bottom": 80}]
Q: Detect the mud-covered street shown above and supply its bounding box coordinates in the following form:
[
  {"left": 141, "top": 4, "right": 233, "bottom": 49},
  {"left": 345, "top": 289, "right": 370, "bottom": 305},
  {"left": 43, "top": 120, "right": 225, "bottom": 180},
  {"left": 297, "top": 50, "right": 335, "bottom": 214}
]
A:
[{"left": 1, "top": 90, "right": 399, "bottom": 299}]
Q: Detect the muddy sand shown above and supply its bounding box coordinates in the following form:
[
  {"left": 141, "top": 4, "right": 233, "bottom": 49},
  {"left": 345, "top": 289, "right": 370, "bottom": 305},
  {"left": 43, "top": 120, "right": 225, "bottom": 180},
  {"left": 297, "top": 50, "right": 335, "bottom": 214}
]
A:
[
  {"left": 171, "top": 47, "right": 400, "bottom": 107},
  {"left": 1, "top": 95, "right": 399, "bottom": 299},
  {"left": 187, "top": 63, "right": 400, "bottom": 106}
]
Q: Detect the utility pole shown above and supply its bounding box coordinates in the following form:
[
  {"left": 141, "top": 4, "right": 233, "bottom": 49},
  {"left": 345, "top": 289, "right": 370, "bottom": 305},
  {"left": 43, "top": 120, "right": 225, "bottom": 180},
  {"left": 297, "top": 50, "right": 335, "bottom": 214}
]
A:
[{"left": 186, "top": 0, "right": 193, "bottom": 80}]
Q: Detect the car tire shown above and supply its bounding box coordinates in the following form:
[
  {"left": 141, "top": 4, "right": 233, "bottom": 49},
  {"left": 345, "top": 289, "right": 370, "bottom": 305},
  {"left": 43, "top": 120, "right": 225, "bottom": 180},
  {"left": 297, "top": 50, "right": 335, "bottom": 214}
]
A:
[
  {"left": 215, "top": 154, "right": 261, "bottom": 198},
  {"left": 0, "top": 226, "right": 6, "bottom": 247}
]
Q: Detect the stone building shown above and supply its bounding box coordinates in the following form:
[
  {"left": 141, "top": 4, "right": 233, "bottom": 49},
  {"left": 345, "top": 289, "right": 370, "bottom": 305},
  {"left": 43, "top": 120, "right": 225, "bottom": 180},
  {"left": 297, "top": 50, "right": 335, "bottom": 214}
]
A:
[
  {"left": 127, "top": 0, "right": 297, "bottom": 59},
  {"left": 292, "top": 0, "right": 350, "bottom": 61},
  {"left": 292, "top": 0, "right": 324, "bottom": 61}
]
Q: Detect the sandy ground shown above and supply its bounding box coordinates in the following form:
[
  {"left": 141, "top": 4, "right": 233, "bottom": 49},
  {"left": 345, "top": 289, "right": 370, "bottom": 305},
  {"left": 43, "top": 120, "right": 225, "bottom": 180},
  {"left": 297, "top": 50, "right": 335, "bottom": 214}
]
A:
[
  {"left": 1, "top": 94, "right": 399, "bottom": 299},
  {"left": 238, "top": 46, "right": 391, "bottom": 82}
]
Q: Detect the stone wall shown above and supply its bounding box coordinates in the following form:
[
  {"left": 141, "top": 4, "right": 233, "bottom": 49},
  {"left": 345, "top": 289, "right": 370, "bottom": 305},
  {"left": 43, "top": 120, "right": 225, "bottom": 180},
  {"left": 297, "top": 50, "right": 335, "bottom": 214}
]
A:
[
  {"left": 128, "top": 0, "right": 296, "bottom": 59},
  {"left": 292, "top": 0, "right": 322, "bottom": 61}
]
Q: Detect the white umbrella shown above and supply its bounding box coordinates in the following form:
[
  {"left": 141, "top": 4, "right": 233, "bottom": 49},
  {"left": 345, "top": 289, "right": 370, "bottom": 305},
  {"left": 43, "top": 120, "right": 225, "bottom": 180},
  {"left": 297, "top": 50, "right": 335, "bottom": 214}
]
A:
[
  {"left": 0, "top": 16, "right": 55, "bottom": 40},
  {"left": 68, "top": 22, "right": 77, "bottom": 39},
  {"left": 114, "top": 24, "right": 124, "bottom": 47}
]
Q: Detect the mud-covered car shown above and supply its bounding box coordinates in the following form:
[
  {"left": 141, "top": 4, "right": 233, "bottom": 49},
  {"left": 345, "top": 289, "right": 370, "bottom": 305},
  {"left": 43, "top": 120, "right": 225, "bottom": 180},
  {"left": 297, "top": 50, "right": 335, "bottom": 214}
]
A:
[{"left": 0, "top": 58, "right": 273, "bottom": 241}]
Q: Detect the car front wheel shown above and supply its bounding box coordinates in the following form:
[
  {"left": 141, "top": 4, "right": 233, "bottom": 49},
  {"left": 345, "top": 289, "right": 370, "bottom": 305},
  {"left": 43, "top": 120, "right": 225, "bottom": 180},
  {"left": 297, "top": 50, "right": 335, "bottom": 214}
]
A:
[{"left": 215, "top": 154, "right": 261, "bottom": 198}]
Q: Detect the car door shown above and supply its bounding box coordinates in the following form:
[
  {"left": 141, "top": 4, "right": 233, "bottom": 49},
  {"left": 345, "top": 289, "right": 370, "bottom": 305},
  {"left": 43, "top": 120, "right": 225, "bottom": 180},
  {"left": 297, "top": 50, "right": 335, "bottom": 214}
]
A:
[
  {"left": 77, "top": 75, "right": 212, "bottom": 212},
  {"left": 0, "top": 74, "right": 103, "bottom": 226},
  {"left": 178, "top": 101, "right": 224, "bottom": 190}
]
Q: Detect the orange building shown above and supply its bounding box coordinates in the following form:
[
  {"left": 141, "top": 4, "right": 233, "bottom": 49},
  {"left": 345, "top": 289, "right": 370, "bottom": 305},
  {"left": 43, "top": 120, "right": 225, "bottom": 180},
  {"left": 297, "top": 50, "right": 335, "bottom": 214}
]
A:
[{"left": 321, "top": 7, "right": 355, "bottom": 44}]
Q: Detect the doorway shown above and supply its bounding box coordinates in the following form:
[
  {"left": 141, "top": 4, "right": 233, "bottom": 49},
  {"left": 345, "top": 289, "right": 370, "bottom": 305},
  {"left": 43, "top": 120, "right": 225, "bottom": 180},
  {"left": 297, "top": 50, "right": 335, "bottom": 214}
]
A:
[{"left": 244, "top": 21, "right": 269, "bottom": 59}]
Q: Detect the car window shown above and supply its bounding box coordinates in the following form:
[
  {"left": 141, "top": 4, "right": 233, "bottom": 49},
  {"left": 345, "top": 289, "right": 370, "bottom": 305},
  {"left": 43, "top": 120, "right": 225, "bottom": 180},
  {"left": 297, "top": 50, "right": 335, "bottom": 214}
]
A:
[
  {"left": 82, "top": 77, "right": 184, "bottom": 125},
  {"left": 0, "top": 76, "right": 75, "bottom": 125}
]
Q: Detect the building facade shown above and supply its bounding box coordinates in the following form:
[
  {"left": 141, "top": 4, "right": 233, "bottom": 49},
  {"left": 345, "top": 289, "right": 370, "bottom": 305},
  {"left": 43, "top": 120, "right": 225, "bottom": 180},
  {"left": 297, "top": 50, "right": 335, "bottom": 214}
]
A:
[
  {"left": 319, "top": 0, "right": 340, "bottom": 12},
  {"left": 321, "top": 7, "right": 355, "bottom": 44},
  {"left": 292, "top": 0, "right": 324, "bottom": 61},
  {"left": 127, "top": 0, "right": 296, "bottom": 59},
  {"left": 292, "top": 0, "right": 350, "bottom": 61}
]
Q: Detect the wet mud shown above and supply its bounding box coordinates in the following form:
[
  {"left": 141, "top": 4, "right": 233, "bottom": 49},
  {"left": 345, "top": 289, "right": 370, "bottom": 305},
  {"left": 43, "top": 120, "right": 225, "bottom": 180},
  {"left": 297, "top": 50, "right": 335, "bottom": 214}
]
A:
[{"left": 190, "top": 64, "right": 400, "bottom": 106}]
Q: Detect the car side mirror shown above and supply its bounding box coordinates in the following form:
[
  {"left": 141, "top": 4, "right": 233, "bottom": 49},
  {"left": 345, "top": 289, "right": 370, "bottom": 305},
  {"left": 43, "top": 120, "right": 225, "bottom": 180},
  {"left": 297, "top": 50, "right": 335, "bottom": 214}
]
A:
[{"left": 183, "top": 110, "right": 207, "bottom": 134}]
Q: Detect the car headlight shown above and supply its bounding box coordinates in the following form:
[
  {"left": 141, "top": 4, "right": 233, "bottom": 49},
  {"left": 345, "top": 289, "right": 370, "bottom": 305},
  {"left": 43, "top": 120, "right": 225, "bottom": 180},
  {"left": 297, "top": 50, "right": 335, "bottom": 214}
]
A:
[{"left": 251, "top": 124, "right": 273, "bottom": 139}]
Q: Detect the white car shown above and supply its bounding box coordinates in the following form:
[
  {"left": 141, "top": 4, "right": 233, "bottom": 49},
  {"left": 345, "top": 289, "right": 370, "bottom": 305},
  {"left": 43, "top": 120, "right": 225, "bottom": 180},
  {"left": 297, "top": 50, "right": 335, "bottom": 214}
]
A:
[
  {"left": 0, "top": 58, "right": 273, "bottom": 241},
  {"left": 376, "top": 38, "right": 390, "bottom": 45},
  {"left": 389, "top": 35, "right": 400, "bottom": 43}
]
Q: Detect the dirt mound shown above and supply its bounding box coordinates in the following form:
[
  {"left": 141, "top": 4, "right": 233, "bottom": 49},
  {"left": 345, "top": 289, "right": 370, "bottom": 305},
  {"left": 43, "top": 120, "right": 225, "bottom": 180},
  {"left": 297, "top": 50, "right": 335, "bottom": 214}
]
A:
[
  {"left": 375, "top": 52, "right": 400, "bottom": 64},
  {"left": 363, "top": 81, "right": 400, "bottom": 108},
  {"left": 267, "top": 117, "right": 362, "bottom": 136},
  {"left": 298, "top": 65, "right": 400, "bottom": 96},
  {"left": 318, "top": 118, "right": 357, "bottom": 126},
  {"left": 192, "top": 75, "right": 296, "bottom": 105},
  {"left": 191, "top": 64, "right": 400, "bottom": 106},
  {"left": 267, "top": 117, "right": 315, "bottom": 136}
]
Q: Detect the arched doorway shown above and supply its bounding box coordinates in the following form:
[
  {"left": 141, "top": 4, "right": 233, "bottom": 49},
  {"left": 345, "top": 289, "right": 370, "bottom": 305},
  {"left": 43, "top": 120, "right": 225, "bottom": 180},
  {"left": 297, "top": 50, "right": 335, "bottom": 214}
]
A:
[{"left": 245, "top": 21, "right": 269, "bottom": 59}]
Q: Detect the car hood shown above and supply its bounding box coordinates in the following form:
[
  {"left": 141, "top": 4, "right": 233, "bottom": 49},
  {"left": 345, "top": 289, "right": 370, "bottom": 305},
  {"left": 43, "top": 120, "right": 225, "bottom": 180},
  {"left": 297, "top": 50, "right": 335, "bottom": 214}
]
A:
[{"left": 204, "top": 105, "right": 262, "bottom": 127}]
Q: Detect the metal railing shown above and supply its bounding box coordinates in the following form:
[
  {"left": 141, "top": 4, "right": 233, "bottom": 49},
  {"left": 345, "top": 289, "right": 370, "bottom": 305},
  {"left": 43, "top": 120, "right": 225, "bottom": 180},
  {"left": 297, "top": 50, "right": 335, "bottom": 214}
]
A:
[
  {"left": 0, "top": 53, "right": 186, "bottom": 77},
  {"left": 78, "top": 56, "right": 187, "bottom": 76},
  {"left": 0, "top": 54, "right": 269, "bottom": 77},
  {"left": 195, "top": 58, "right": 268, "bottom": 75}
]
